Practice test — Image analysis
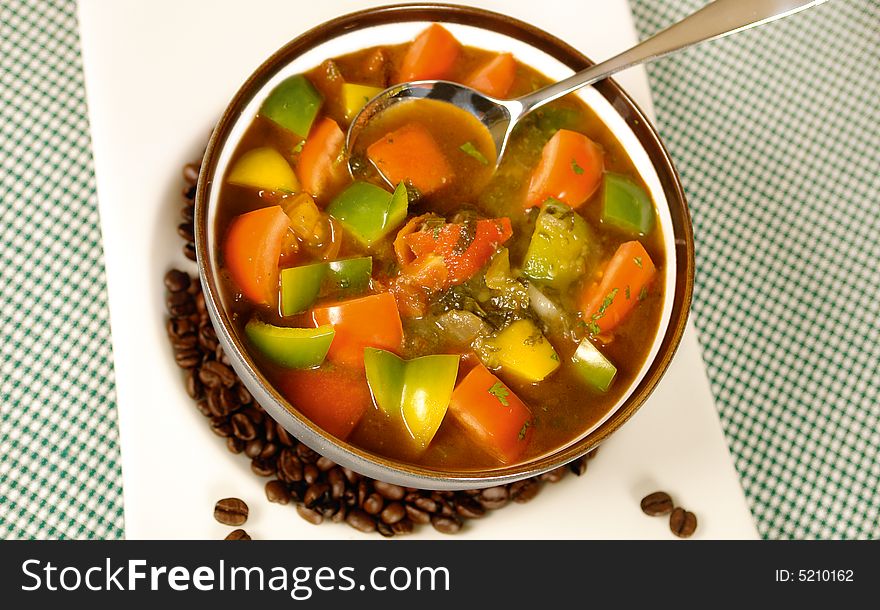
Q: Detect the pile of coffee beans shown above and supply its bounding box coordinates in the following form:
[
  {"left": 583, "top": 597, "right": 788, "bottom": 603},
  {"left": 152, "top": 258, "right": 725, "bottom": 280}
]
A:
[
  {"left": 166, "top": 161, "right": 596, "bottom": 537},
  {"left": 639, "top": 491, "right": 698, "bottom": 538}
]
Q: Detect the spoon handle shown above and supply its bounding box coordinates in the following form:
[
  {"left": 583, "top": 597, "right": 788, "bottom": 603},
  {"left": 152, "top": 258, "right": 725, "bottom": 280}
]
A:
[{"left": 515, "top": 0, "right": 826, "bottom": 115}]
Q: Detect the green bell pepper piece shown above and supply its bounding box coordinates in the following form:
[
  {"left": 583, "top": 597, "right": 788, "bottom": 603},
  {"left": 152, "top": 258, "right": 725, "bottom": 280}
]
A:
[
  {"left": 571, "top": 337, "right": 617, "bottom": 392},
  {"left": 602, "top": 173, "right": 655, "bottom": 236},
  {"left": 522, "top": 199, "right": 596, "bottom": 290},
  {"left": 260, "top": 75, "right": 323, "bottom": 138},
  {"left": 245, "top": 319, "right": 334, "bottom": 369},
  {"left": 280, "top": 257, "right": 373, "bottom": 316},
  {"left": 326, "top": 256, "right": 372, "bottom": 294},
  {"left": 327, "top": 181, "right": 408, "bottom": 247},
  {"left": 280, "top": 262, "right": 327, "bottom": 316},
  {"left": 364, "top": 348, "right": 459, "bottom": 449}
]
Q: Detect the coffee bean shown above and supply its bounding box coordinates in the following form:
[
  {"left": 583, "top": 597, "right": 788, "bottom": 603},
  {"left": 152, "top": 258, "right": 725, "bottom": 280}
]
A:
[
  {"left": 297, "top": 505, "right": 324, "bottom": 526},
  {"left": 327, "top": 468, "right": 346, "bottom": 499},
  {"left": 251, "top": 458, "right": 275, "bottom": 477},
  {"left": 377, "top": 521, "right": 394, "bottom": 538},
  {"left": 454, "top": 496, "right": 486, "bottom": 519},
  {"left": 509, "top": 479, "right": 541, "bottom": 503},
  {"left": 374, "top": 481, "right": 405, "bottom": 501},
  {"left": 185, "top": 370, "right": 203, "bottom": 399},
  {"left": 275, "top": 423, "right": 294, "bottom": 446},
  {"left": 195, "top": 399, "right": 211, "bottom": 417},
  {"left": 539, "top": 466, "right": 568, "bottom": 484},
  {"left": 391, "top": 520, "right": 414, "bottom": 535},
  {"left": 346, "top": 509, "right": 377, "bottom": 533},
  {"left": 380, "top": 502, "right": 406, "bottom": 525},
  {"left": 265, "top": 480, "right": 291, "bottom": 505},
  {"left": 304, "top": 483, "right": 330, "bottom": 508},
  {"left": 167, "top": 317, "right": 195, "bottom": 338},
  {"left": 363, "top": 493, "right": 384, "bottom": 515},
  {"left": 164, "top": 269, "right": 191, "bottom": 293},
  {"left": 210, "top": 419, "right": 232, "bottom": 437},
  {"left": 296, "top": 444, "right": 319, "bottom": 463},
  {"left": 177, "top": 222, "right": 195, "bottom": 242},
  {"left": 431, "top": 515, "right": 462, "bottom": 535},
  {"left": 231, "top": 412, "right": 256, "bottom": 441},
  {"left": 569, "top": 456, "right": 588, "bottom": 476},
  {"left": 303, "top": 464, "right": 319, "bottom": 485},
  {"left": 237, "top": 385, "right": 254, "bottom": 406},
  {"left": 174, "top": 349, "right": 201, "bottom": 368},
  {"left": 202, "top": 360, "right": 236, "bottom": 388},
  {"left": 183, "top": 242, "right": 197, "bottom": 261},
  {"left": 640, "top": 491, "right": 674, "bottom": 516},
  {"left": 226, "top": 436, "right": 244, "bottom": 454},
  {"left": 183, "top": 162, "right": 200, "bottom": 185},
  {"left": 405, "top": 504, "right": 431, "bottom": 525},
  {"left": 479, "top": 486, "right": 509, "bottom": 510},
  {"left": 214, "top": 498, "right": 248, "bottom": 526},
  {"left": 669, "top": 507, "right": 697, "bottom": 538},
  {"left": 278, "top": 450, "right": 303, "bottom": 482},
  {"left": 181, "top": 205, "right": 194, "bottom": 223},
  {"left": 316, "top": 456, "right": 336, "bottom": 472},
  {"left": 224, "top": 529, "right": 251, "bottom": 541},
  {"left": 244, "top": 438, "right": 264, "bottom": 459},
  {"left": 413, "top": 496, "right": 437, "bottom": 513},
  {"left": 259, "top": 442, "right": 278, "bottom": 460}
]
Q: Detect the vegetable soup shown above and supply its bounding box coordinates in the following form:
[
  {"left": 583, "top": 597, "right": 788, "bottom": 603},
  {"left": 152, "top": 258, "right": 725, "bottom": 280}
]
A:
[{"left": 215, "top": 24, "right": 665, "bottom": 470}]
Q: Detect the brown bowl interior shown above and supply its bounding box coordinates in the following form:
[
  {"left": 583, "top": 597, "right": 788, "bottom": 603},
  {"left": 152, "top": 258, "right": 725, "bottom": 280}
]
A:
[{"left": 195, "top": 2, "right": 694, "bottom": 489}]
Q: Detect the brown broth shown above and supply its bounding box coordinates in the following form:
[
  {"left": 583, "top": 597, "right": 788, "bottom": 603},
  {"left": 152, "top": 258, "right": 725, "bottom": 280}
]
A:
[{"left": 216, "top": 36, "right": 665, "bottom": 472}]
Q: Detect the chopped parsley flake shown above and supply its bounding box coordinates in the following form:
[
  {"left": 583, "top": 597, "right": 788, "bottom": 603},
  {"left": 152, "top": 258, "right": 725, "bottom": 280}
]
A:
[
  {"left": 459, "top": 141, "right": 489, "bottom": 165},
  {"left": 638, "top": 286, "right": 649, "bottom": 301},
  {"left": 633, "top": 256, "right": 643, "bottom": 268},
  {"left": 625, "top": 285, "right": 631, "bottom": 300},
  {"left": 586, "top": 321, "right": 601, "bottom": 335},
  {"left": 488, "top": 382, "right": 510, "bottom": 407},
  {"left": 591, "top": 287, "right": 619, "bottom": 320},
  {"left": 292, "top": 141, "right": 305, "bottom": 154},
  {"left": 571, "top": 159, "right": 584, "bottom": 175},
  {"left": 518, "top": 419, "right": 532, "bottom": 441},
  {"left": 550, "top": 352, "right": 559, "bottom": 362}
]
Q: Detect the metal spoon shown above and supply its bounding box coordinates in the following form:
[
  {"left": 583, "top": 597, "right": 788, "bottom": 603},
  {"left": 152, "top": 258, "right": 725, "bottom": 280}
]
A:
[{"left": 347, "top": 0, "right": 826, "bottom": 171}]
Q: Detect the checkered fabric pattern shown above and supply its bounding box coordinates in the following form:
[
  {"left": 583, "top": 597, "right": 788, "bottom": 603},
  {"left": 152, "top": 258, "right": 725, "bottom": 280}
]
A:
[
  {"left": 0, "top": 0, "right": 124, "bottom": 538},
  {"left": 631, "top": 0, "right": 879, "bottom": 539}
]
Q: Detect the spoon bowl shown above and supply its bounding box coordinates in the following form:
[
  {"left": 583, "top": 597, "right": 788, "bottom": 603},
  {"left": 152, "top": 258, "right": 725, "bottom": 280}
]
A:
[{"left": 346, "top": 0, "right": 824, "bottom": 175}]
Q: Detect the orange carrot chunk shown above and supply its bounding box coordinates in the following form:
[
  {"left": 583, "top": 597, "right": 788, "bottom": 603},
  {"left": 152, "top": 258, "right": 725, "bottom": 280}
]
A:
[
  {"left": 367, "top": 123, "right": 453, "bottom": 195},
  {"left": 397, "top": 24, "right": 462, "bottom": 82},
  {"left": 525, "top": 129, "right": 604, "bottom": 209},
  {"left": 297, "top": 117, "right": 348, "bottom": 202},
  {"left": 579, "top": 241, "right": 657, "bottom": 334},
  {"left": 462, "top": 52, "right": 517, "bottom": 98},
  {"left": 223, "top": 206, "right": 290, "bottom": 306}
]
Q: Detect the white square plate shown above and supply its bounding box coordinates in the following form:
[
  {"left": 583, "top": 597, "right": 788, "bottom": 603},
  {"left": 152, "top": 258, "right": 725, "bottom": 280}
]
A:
[{"left": 78, "top": 0, "right": 758, "bottom": 539}]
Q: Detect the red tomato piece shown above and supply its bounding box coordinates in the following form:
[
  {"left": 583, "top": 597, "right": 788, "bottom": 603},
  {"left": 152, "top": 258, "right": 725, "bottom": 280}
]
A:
[
  {"left": 310, "top": 292, "right": 404, "bottom": 368},
  {"left": 277, "top": 365, "right": 372, "bottom": 440}
]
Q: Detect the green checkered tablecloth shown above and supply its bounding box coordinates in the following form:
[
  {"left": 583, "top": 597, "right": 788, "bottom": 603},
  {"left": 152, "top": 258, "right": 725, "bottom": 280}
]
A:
[
  {"left": 0, "top": 0, "right": 124, "bottom": 538},
  {"left": 631, "top": 0, "right": 879, "bottom": 538},
  {"left": 0, "top": 0, "right": 877, "bottom": 539}
]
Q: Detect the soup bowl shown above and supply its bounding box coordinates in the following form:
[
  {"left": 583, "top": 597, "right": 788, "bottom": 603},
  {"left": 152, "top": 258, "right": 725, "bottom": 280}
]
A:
[{"left": 194, "top": 3, "right": 694, "bottom": 489}]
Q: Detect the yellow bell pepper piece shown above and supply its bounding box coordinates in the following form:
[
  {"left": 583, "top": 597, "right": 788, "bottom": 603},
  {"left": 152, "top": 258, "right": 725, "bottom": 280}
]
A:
[
  {"left": 491, "top": 319, "right": 560, "bottom": 382},
  {"left": 227, "top": 147, "right": 300, "bottom": 192},
  {"left": 342, "top": 83, "right": 383, "bottom": 121}
]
